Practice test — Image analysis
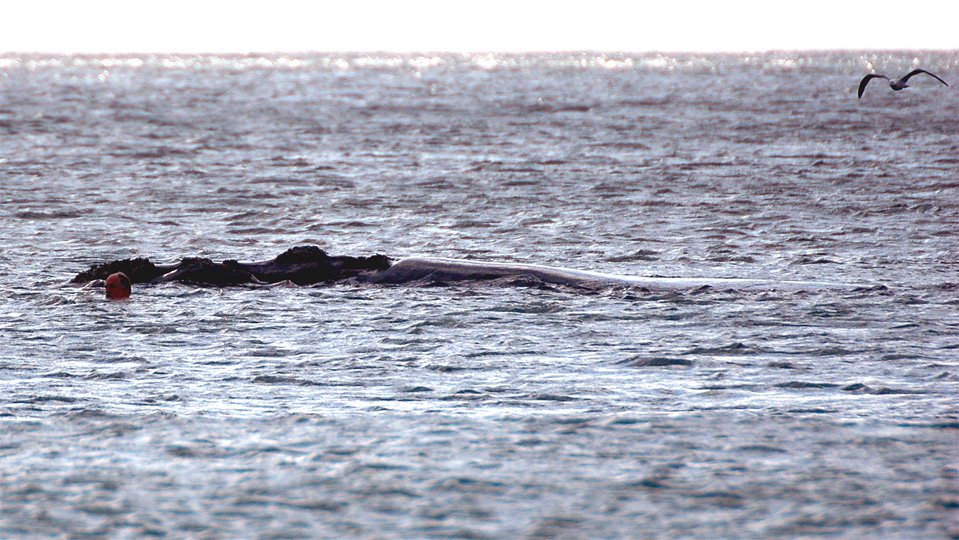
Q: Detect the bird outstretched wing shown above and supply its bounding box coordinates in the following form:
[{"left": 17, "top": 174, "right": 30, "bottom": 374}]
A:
[
  {"left": 858, "top": 73, "right": 888, "bottom": 99},
  {"left": 901, "top": 69, "right": 949, "bottom": 87}
]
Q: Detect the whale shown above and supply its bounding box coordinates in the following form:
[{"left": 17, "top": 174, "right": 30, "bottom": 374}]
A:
[{"left": 71, "top": 245, "right": 866, "bottom": 292}]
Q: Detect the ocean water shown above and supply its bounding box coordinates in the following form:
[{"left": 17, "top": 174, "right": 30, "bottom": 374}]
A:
[{"left": 1, "top": 51, "right": 957, "bottom": 538}]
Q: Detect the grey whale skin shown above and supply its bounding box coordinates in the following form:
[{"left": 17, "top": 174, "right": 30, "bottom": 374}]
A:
[
  {"left": 72, "top": 245, "right": 863, "bottom": 291},
  {"left": 371, "top": 257, "right": 860, "bottom": 291}
]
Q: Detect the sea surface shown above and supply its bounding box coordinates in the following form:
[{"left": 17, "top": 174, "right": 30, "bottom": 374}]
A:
[{"left": 1, "top": 51, "right": 957, "bottom": 539}]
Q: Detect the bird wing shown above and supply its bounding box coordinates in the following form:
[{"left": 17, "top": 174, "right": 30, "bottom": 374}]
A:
[
  {"left": 901, "top": 69, "right": 949, "bottom": 87},
  {"left": 858, "top": 74, "right": 888, "bottom": 98}
]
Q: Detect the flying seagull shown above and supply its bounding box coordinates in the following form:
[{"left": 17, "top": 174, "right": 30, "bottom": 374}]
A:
[{"left": 858, "top": 69, "right": 949, "bottom": 98}]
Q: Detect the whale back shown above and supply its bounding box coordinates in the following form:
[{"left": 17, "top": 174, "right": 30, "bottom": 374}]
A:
[{"left": 370, "top": 258, "right": 862, "bottom": 291}]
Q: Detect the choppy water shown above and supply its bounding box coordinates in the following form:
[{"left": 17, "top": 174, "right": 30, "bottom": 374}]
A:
[{"left": 1, "top": 51, "right": 958, "bottom": 539}]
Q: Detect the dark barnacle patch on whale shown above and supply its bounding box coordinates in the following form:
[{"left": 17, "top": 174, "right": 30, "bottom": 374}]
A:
[
  {"left": 70, "top": 245, "right": 392, "bottom": 287},
  {"left": 70, "top": 257, "right": 165, "bottom": 284},
  {"left": 272, "top": 245, "right": 330, "bottom": 264},
  {"left": 160, "top": 257, "right": 260, "bottom": 285}
]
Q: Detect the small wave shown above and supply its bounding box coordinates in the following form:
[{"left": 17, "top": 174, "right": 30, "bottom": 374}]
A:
[
  {"left": 685, "top": 342, "right": 756, "bottom": 356},
  {"left": 399, "top": 386, "right": 433, "bottom": 393},
  {"left": 896, "top": 420, "right": 959, "bottom": 429},
  {"left": 441, "top": 389, "right": 487, "bottom": 401},
  {"left": 424, "top": 363, "right": 472, "bottom": 372},
  {"left": 14, "top": 209, "right": 89, "bottom": 219},
  {"left": 41, "top": 370, "right": 79, "bottom": 378},
  {"left": 620, "top": 357, "right": 694, "bottom": 367},
  {"left": 840, "top": 383, "right": 925, "bottom": 395},
  {"left": 250, "top": 375, "right": 324, "bottom": 386},
  {"left": 792, "top": 256, "right": 839, "bottom": 265},
  {"left": 736, "top": 444, "right": 789, "bottom": 454},
  {"left": 775, "top": 381, "right": 839, "bottom": 389},
  {"left": 18, "top": 394, "right": 81, "bottom": 403},
  {"left": 83, "top": 371, "right": 130, "bottom": 380},
  {"left": 766, "top": 361, "right": 800, "bottom": 370},
  {"left": 528, "top": 392, "right": 578, "bottom": 402},
  {"left": 607, "top": 250, "right": 660, "bottom": 262}
]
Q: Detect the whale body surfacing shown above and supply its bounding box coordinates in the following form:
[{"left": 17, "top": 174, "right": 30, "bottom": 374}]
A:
[{"left": 71, "top": 246, "right": 866, "bottom": 292}]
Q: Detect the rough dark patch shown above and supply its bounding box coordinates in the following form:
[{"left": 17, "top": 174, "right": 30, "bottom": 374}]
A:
[
  {"left": 158, "top": 258, "right": 260, "bottom": 285},
  {"left": 71, "top": 246, "right": 393, "bottom": 287},
  {"left": 70, "top": 257, "right": 165, "bottom": 284},
  {"left": 273, "top": 245, "right": 331, "bottom": 264}
]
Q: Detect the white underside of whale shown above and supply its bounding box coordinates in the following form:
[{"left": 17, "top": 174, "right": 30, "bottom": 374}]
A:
[{"left": 375, "top": 258, "right": 864, "bottom": 291}]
